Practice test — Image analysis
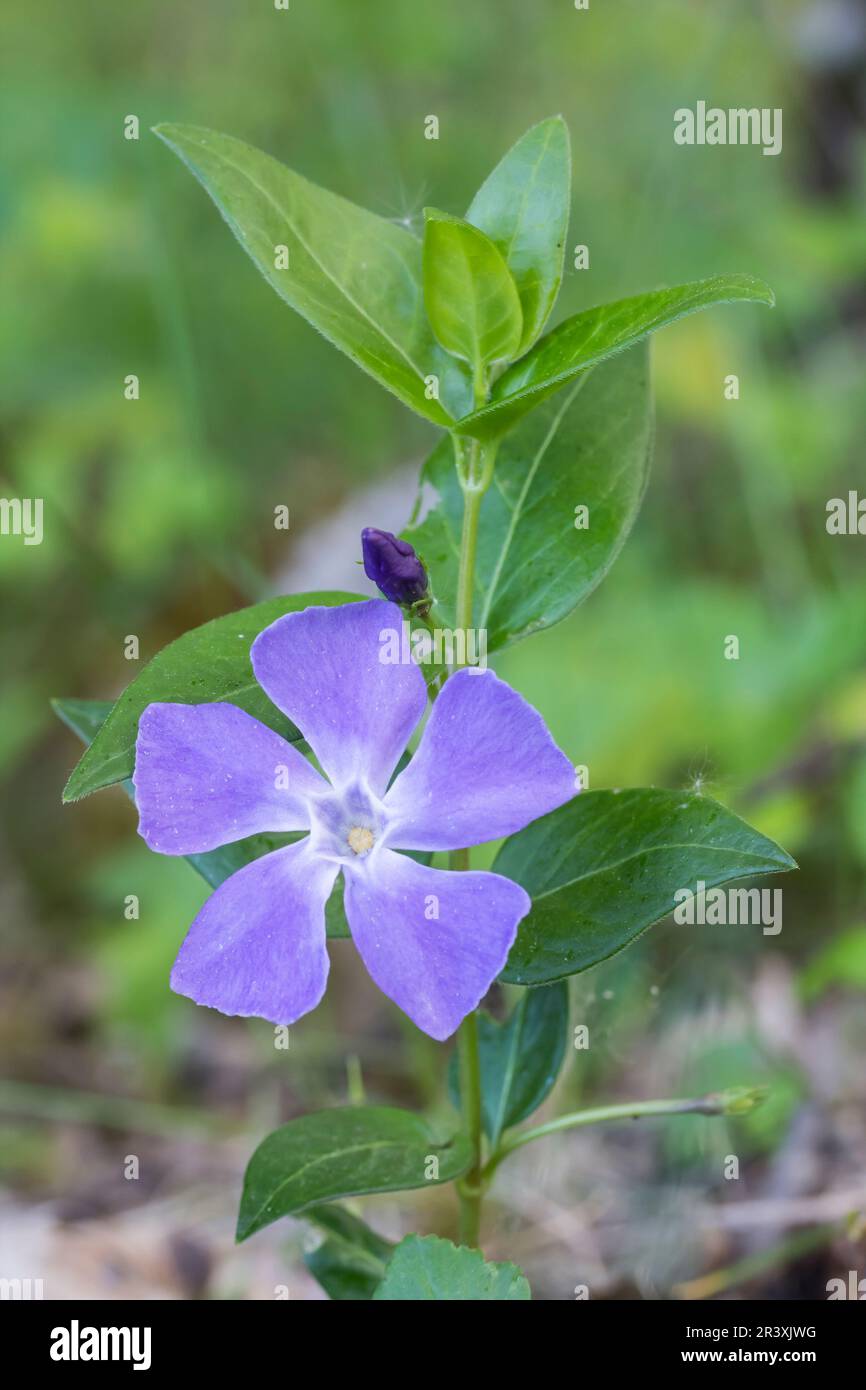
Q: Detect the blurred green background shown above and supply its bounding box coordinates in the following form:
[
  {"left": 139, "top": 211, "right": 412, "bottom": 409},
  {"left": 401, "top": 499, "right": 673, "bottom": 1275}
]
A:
[{"left": 1, "top": 0, "right": 865, "bottom": 1299}]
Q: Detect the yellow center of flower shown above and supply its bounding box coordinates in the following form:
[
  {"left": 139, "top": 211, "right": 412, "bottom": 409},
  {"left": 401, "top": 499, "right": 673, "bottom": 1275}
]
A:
[{"left": 347, "top": 825, "right": 375, "bottom": 856}]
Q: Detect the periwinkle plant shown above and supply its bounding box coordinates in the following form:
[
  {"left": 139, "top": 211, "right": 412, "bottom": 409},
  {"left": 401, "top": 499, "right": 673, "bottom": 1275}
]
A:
[{"left": 57, "top": 118, "right": 795, "bottom": 1300}]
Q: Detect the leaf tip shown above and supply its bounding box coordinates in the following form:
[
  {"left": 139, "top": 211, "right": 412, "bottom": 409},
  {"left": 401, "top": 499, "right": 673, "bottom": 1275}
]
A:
[
  {"left": 234, "top": 1200, "right": 260, "bottom": 1244},
  {"left": 733, "top": 273, "right": 775, "bottom": 308},
  {"left": 524, "top": 112, "right": 568, "bottom": 139},
  {"left": 61, "top": 772, "right": 84, "bottom": 805},
  {"left": 151, "top": 122, "right": 213, "bottom": 156},
  {"left": 150, "top": 124, "right": 193, "bottom": 163},
  {"left": 753, "top": 277, "right": 776, "bottom": 308},
  {"left": 547, "top": 113, "right": 571, "bottom": 161},
  {"left": 763, "top": 830, "right": 798, "bottom": 872}
]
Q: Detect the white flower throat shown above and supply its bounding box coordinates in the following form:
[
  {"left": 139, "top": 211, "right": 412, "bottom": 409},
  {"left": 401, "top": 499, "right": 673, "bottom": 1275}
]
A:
[{"left": 307, "top": 782, "right": 385, "bottom": 865}]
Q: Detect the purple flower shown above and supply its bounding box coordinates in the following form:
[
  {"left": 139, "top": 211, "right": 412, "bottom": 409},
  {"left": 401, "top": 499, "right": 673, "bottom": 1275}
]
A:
[
  {"left": 361, "top": 528, "right": 429, "bottom": 606},
  {"left": 133, "top": 600, "right": 575, "bottom": 1041}
]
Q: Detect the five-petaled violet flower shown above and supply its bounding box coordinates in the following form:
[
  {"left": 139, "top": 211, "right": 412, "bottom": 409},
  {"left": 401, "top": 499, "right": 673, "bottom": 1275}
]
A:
[{"left": 133, "top": 600, "right": 576, "bottom": 1040}]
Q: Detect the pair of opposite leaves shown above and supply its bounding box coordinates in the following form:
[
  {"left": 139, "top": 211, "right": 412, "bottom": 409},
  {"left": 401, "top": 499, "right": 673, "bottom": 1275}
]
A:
[{"left": 152, "top": 116, "right": 772, "bottom": 440}]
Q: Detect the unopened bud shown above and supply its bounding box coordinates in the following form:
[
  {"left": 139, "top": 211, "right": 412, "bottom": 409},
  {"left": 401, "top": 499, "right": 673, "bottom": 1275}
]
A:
[
  {"left": 716, "top": 1085, "right": 769, "bottom": 1116},
  {"left": 361, "top": 528, "right": 429, "bottom": 607}
]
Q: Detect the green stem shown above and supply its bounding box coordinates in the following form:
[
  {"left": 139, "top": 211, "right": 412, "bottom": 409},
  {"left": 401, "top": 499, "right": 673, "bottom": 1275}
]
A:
[
  {"left": 472, "top": 359, "right": 488, "bottom": 408},
  {"left": 455, "top": 1002, "right": 483, "bottom": 1246},
  {"left": 454, "top": 484, "right": 483, "bottom": 643},
  {"left": 451, "top": 486, "right": 484, "bottom": 1241},
  {"left": 447, "top": 369, "right": 501, "bottom": 1247},
  {"left": 482, "top": 1092, "right": 753, "bottom": 1184}
]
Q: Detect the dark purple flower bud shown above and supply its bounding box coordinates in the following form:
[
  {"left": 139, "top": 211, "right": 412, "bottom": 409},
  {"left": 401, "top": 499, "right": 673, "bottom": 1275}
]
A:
[{"left": 361, "top": 528, "right": 429, "bottom": 607}]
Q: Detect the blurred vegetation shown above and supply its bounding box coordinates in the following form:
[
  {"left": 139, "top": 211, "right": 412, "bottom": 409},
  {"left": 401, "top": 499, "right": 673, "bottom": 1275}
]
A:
[{"left": 1, "top": 0, "right": 865, "bottom": 1298}]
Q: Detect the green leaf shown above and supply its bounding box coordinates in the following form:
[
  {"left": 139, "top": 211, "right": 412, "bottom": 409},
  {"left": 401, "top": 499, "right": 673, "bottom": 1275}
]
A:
[
  {"left": 405, "top": 345, "right": 652, "bottom": 651},
  {"left": 466, "top": 115, "right": 570, "bottom": 355},
  {"left": 496, "top": 789, "right": 797, "bottom": 986},
  {"left": 61, "top": 591, "right": 362, "bottom": 803},
  {"left": 478, "top": 993, "right": 570, "bottom": 1145},
  {"left": 53, "top": 697, "right": 115, "bottom": 746},
  {"left": 372, "top": 1234, "right": 530, "bottom": 1301},
  {"left": 153, "top": 124, "right": 471, "bottom": 424},
  {"left": 449, "top": 984, "right": 569, "bottom": 1147},
  {"left": 423, "top": 209, "right": 523, "bottom": 375},
  {"left": 236, "top": 1107, "right": 472, "bottom": 1241},
  {"left": 456, "top": 273, "right": 774, "bottom": 440},
  {"left": 303, "top": 1205, "right": 394, "bottom": 1301}
]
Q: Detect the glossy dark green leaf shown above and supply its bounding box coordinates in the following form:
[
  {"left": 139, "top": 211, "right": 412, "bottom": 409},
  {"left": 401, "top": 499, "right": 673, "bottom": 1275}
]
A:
[
  {"left": 61, "top": 591, "right": 362, "bottom": 802},
  {"left": 423, "top": 208, "right": 523, "bottom": 375},
  {"left": 236, "top": 1107, "right": 472, "bottom": 1241},
  {"left": 154, "top": 124, "right": 471, "bottom": 424},
  {"left": 496, "top": 790, "right": 797, "bottom": 986},
  {"left": 303, "top": 1205, "right": 394, "bottom": 1301},
  {"left": 456, "top": 274, "right": 774, "bottom": 440},
  {"left": 449, "top": 983, "right": 569, "bottom": 1147},
  {"left": 372, "top": 1234, "right": 530, "bottom": 1301},
  {"left": 53, "top": 698, "right": 116, "bottom": 747},
  {"left": 466, "top": 115, "right": 570, "bottom": 354},
  {"left": 405, "top": 345, "right": 652, "bottom": 650}
]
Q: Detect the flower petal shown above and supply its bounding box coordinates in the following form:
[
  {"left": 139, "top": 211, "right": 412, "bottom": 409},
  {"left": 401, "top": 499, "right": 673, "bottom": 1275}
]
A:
[
  {"left": 251, "top": 600, "right": 427, "bottom": 794},
  {"left": 170, "top": 841, "right": 338, "bottom": 1024},
  {"left": 383, "top": 668, "right": 576, "bottom": 851},
  {"left": 343, "top": 851, "right": 528, "bottom": 1040},
  {"left": 134, "top": 702, "right": 327, "bottom": 854}
]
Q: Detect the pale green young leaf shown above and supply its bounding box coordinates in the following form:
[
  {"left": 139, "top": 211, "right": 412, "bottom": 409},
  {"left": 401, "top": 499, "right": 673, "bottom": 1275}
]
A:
[
  {"left": 423, "top": 208, "right": 523, "bottom": 376},
  {"left": 467, "top": 115, "right": 571, "bottom": 354},
  {"left": 153, "top": 124, "right": 472, "bottom": 424},
  {"left": 456, "top": 274, "right": 774, "bottom": 439}
]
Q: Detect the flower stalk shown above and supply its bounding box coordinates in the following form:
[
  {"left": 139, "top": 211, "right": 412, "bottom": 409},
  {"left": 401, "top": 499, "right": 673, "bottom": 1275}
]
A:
[{"left": 481, "top": 1087, "right": 768, "bottom": 1184}]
